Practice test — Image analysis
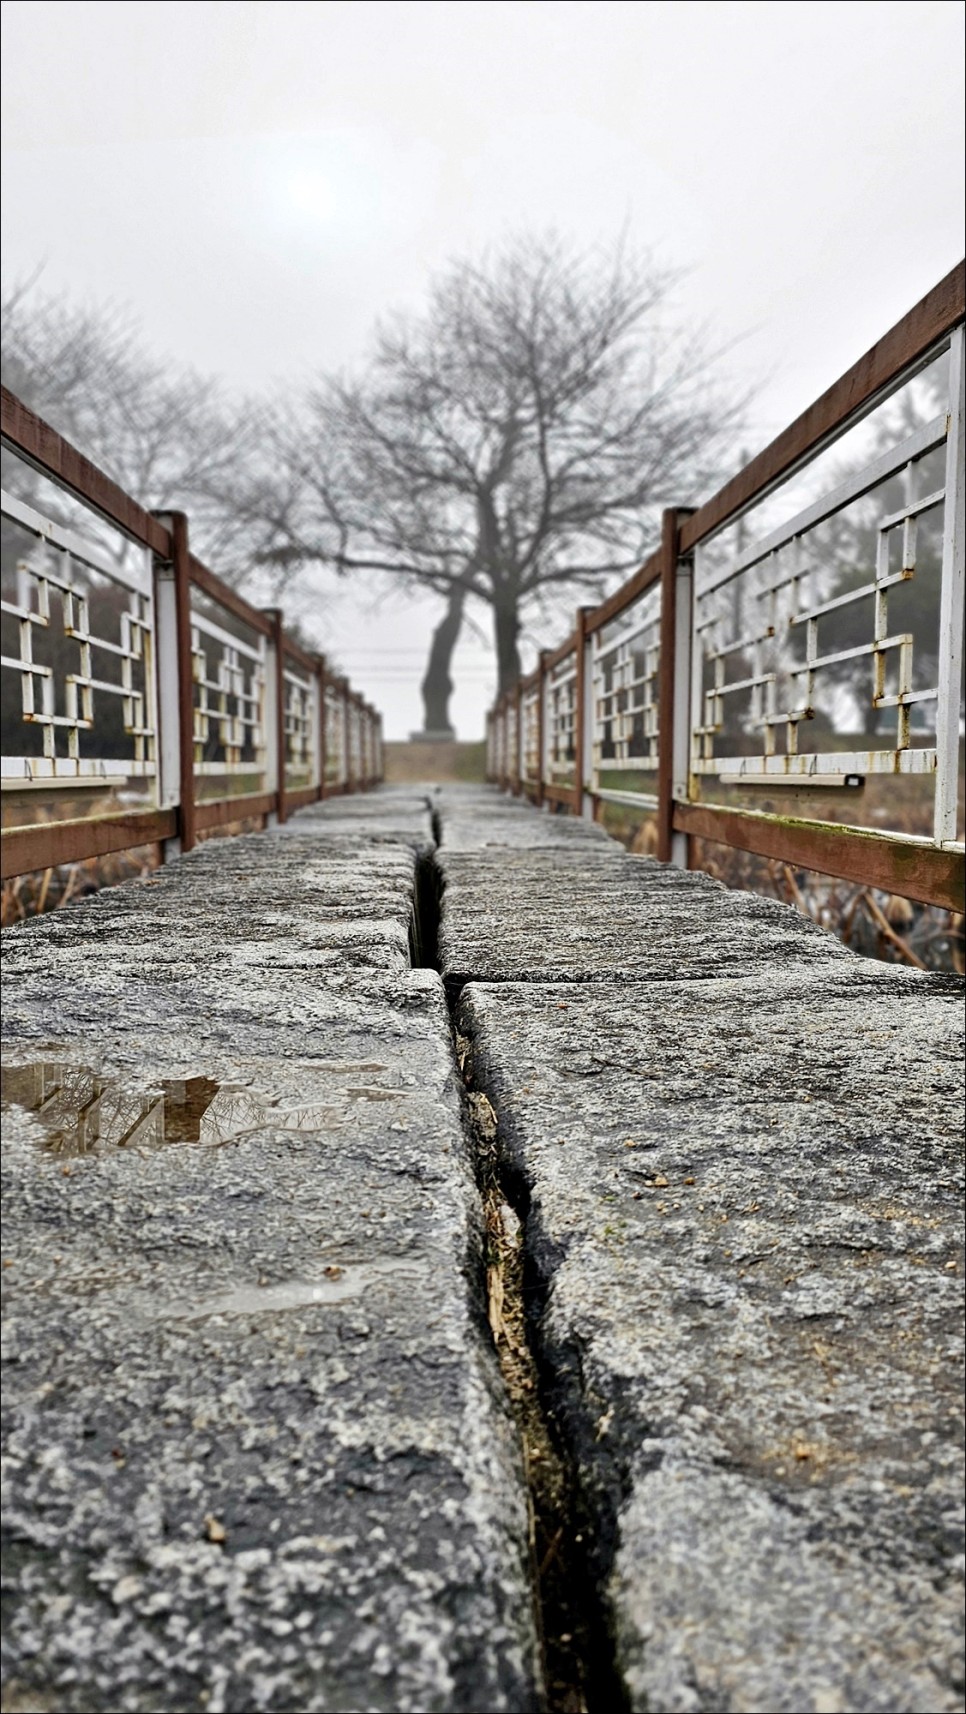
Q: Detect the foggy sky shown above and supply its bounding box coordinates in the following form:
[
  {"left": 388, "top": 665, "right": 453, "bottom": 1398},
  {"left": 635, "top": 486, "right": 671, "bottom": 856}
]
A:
[{"left": 2, "top": 0, "right": 964, "bottom": 739}]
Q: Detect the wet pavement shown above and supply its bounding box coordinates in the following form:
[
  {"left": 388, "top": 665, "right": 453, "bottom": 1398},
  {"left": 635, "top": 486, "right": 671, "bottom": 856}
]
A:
[
  {"left": 2, "top": 785, "right": 963, "bottom": 1714},
  {"left": 1, "top": 793, "right": 538, "bottom": 1714}
]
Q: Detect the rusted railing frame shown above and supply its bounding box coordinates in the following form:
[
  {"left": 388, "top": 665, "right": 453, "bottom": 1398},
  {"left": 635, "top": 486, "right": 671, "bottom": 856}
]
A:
[
  {"left": 535, "top": 651, "right": 549, "bottom": 808},
  {"left": 342, "top": 679, "right": 354, "bottom": 793},
  {"left": 0, "top": 393, "right": 384, "bottom": 882},
  {"left": 487, "top": 264, "right": 966, "bottom": 912},
  {"left": 170, "top": 512, "right": 198, "bottom": 852},
  {"left": 320, "top": 651, "right": 332, "bottom": 805},
  {"left": 275, "top": 615, "right": 296, "bottom": 826},
  {"left": 655, "top": 506, "right": 696, "bottom": 865},
  {"left": 1, "top": 387, "right": 170, "bottom": 558},
  {"left": 677, "top": 262, "right": 965, "bottom": 557},
  {"left": 572, "top": 607, "right": 592, "bottom": 819},
  {"left": 511, "top": 682, "right": 523, "bottom": 795}
]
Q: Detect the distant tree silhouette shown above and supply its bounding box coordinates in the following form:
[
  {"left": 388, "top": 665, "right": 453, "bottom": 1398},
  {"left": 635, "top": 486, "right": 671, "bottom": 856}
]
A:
[{"left": 258, "top": 234, "right": 746, "bottom": 733}]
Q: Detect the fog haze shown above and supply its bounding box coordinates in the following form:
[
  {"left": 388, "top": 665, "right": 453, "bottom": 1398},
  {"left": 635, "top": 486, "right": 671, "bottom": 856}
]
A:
[{"left": 2, "top": 0, "right": 963, "bottom": 736}]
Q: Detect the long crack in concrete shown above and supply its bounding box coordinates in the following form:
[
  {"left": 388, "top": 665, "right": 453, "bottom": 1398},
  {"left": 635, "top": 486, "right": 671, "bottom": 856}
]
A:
[{"left": 2, "top": 783, "right": 963, "bottom": 1714}]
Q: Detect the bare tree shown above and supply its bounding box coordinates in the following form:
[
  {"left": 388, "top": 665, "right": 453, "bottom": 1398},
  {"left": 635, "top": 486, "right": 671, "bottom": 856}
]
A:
[
  {"left": 1, "top": 281, "right": 261, "bottom": 580},
  {"left": 263, "top": 235, "right": 746, "bottom": 730}
]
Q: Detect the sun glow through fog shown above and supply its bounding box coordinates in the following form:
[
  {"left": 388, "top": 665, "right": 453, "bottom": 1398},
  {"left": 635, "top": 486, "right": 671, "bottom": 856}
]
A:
[{"left": 286, "top": 169, "right": 338, "bottom": 224}]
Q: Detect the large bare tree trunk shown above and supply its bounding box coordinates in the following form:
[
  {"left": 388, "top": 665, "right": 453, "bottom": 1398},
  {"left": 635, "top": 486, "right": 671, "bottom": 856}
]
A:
[
  {"left": 417, "top": 585, "right": 464, "bottom": 736},
  {"left": 494, "top": 600, "right": 521, "bottom": 694}
]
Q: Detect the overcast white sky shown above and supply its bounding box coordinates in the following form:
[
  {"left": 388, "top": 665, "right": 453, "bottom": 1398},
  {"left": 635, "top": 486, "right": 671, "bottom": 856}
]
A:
[{"left": 2, "top": 0, "right": 964, "bottom": 738}]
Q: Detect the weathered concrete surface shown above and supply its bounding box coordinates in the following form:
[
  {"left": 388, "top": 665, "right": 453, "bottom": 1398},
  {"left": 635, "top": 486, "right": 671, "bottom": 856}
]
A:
[
  {"left": 438, "top": 846, "right": 853, "bottom": 988},
  {"left": 278, "top": 790, "right": 436, "bottom": 855},
  {"left": 433, "top": 785, "right": 618, "bottom": 853},
  {"left": 5, "top": 781, "right": 964, "bottom": 1714},
  {"left": 458, "top": 967, "right": 965, "bottom": 1714},
  {"left": 1, "top": 801, "right": 539, "bottom": 1714},
  {"left": 0, "top": 827, "right": 437, "bottom": 1051}
]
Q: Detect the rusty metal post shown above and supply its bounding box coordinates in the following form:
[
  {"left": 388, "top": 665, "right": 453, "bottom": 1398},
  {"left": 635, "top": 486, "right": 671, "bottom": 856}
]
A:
[
  {"left": 359, "top": 694, "right": 367, "bottom": 790},
  {"left": 363, "top": 705, "right": 373, "bottom": 787},
  {"left": 656, "top": 512, "right": 678, "bottom": 864},
  {"left": 171, "top": 512, "right": 196, "bottom": 852},
  {"left": 656, "top": 507, "right": 696, "bottom": 865},
  {"left": 151, "top": 511, "right": 189, "bottom": 859},
  {"left": 535, "top": 652, "right": 549, "bottom": 808},
  {"left": 572, "top": 608, "right": 591, "bottom": 819},
  {"left": 343, "top": 681, "right": 354, "bottom": 792},
  {"left": 315, "top": 654, "right": 327, "bottom": 801},
  {"left": 153, "top": 511, "right": 196, "bottom": 853},
  {"left": 271, "top": 612, "right": 288, "bottom": 825}
]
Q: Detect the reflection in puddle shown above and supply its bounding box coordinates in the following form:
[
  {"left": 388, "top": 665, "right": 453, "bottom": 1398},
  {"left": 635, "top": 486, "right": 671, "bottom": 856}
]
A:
[
  {"left": 177, "top": 1257, "right": 428, "bottom": 1321},
  {"left": 0, "top": 1064, "right": 344, "bottom": 1156}
]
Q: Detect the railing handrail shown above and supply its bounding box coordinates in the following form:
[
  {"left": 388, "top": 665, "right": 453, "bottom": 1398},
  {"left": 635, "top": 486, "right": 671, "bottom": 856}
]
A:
[
  {"left": 519, "top": 263, "right": 965, "bottom": 665},
  {"left": 680, "top": 260, "right": 965, "bottom": 555},
  {"left": 487, "top": 263, "right": 966, "bottom": 915},
  {"left": 1, "top": 385, "right": 171, "bottom": 557},
  {"left": 1, "top": 389, "right": 385, "bottom": 883}
]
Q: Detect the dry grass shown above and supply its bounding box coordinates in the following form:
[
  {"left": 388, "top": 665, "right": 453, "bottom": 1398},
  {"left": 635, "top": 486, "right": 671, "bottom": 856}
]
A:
[
  {"left": 1, "top": 843, "right": 161, "bottom": 927},
  {"left": 598, "top": 800, "right": 962, "bottom": 974},
  {"left": 383, "top": 740, "right": 486, "bottom": 783},
  {"left": 0, "top": 808, "right": 269, "bottom": 927},
  {"left": 687, "top": 835, "right": 963, "bottom": 974}
]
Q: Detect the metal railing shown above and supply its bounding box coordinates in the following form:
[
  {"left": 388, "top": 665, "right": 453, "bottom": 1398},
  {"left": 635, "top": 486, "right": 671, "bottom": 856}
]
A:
[
  {"left": 1, "top": 388, "right": 384, "bottom": 881},
  {"left": 486, "top": 263, "right": 965, "bottom": 911}
]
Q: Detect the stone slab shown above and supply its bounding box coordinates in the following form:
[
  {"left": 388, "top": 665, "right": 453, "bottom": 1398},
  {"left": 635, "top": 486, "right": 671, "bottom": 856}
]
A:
[
  {"left": 439, "top": 847, "right": 852, "bottom": 987},
  {"left": 0, "top": 831, "right": 430, "bottom": 1051},
  {"left": 433, "top": 786, "right": 619, "bottom": 853},
  {"left": 284, "top": 790, "right": 435, "bottom": 854},
  {"left": 458, "top": 967, "right": 965, "bottom": 1714},
  {"left": 1, "top": 822, "right": 539, "bottom": 1713}
]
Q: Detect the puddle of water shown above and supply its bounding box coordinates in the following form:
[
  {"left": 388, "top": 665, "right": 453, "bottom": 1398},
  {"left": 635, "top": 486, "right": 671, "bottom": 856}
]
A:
[
  {"left": 172, "top": 1257, "right": 428, "bottom": 1321},
  {"left": 0, "top": 1063, "right": 346, "bottom": 1156}
]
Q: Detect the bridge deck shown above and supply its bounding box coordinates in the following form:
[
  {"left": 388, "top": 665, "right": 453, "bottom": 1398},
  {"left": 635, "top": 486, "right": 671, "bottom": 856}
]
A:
[{"left": 2, "top": 787, "right": 963, "bottom": 1714}]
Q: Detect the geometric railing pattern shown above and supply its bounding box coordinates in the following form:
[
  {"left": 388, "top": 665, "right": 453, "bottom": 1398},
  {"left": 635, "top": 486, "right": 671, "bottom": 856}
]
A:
[
  {"left": 487, "top": 265, "right": 965, "bottom": 911},
  {"left": 1, "top": 394, "right": 384, "bottom": 879}
]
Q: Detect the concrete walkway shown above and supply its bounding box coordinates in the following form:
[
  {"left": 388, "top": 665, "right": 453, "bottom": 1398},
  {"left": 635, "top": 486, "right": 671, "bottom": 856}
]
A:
[{"left": 2, "top": 786, "right": 963, "bottom": 1714}]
